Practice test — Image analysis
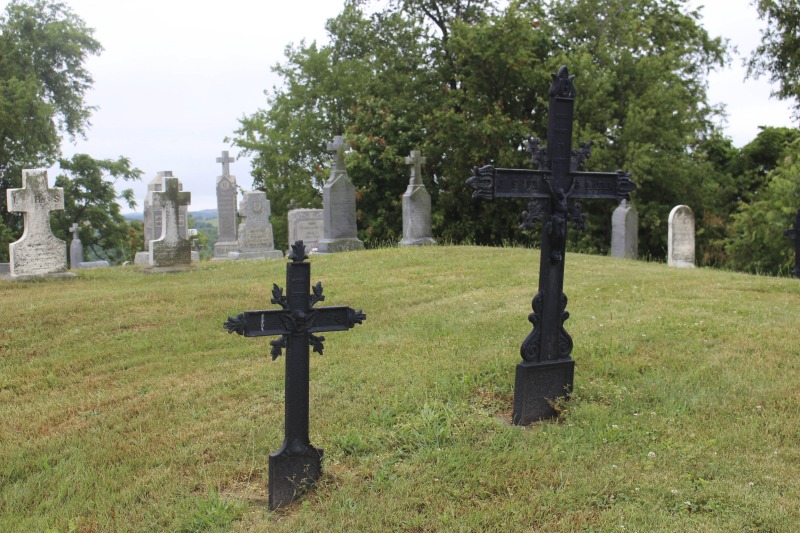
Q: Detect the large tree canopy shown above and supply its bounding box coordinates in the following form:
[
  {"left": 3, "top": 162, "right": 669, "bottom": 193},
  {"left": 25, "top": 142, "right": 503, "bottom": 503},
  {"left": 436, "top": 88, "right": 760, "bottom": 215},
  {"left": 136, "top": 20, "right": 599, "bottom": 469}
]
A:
[
  {"left": 0, "top": 0, "right": 141, "bottom": 262},
  {"left": 234, "top": 0, "right": 731, "bottom": 260}
]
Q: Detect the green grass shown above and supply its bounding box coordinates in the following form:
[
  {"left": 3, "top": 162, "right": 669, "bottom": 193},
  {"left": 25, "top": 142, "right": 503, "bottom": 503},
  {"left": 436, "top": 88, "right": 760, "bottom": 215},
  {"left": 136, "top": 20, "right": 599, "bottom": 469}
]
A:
[{"left": 1, "top": 246, "right": 799, "bottom": 531}]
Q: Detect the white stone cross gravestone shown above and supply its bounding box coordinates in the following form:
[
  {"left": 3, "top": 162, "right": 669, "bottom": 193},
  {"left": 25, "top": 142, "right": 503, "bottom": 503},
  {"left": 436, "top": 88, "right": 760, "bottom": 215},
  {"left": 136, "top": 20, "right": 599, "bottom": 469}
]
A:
[
  {"left": 400, "top": 150, "right": 436, "bottom": 247},
  {"left": 668, "top": 205, "right": 695, "bottom": 268},
  {"left": 6, "top": 170, "right": 67, "bottom": 276}
]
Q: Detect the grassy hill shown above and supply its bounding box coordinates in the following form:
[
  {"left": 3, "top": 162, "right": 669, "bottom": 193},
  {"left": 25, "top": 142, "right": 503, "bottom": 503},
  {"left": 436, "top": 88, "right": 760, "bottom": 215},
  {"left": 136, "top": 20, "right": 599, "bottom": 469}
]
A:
[{"left": 1, "top": 246, "right": 798, "bottom": 531}]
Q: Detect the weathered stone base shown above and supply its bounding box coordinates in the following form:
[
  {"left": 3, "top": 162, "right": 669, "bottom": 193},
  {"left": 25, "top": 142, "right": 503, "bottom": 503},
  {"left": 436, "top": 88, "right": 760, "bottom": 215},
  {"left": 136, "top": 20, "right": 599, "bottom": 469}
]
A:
[
  {"left": 134, "top": 251, "right": 199, "bottom": 266},
  {"left": 316, "top": 238, "right": 364, "bottom": 253},
  {"left": 228, "top": 250, "right": 284, "bottom": 261},
  {"left": 77, "top": 261, "right": 110, "bottom": 269},
  {"left": 268, "top": 446, "right": 323, "bottom": 510},
  {"left": 399, "top": 237, "right": 436, "bottom": 247},
  {"left": 512, "top": 358, "right": 574, "bottom": 425},
  {"left": 0, "top": 270, "right": 76, "bottom": 281},
  {"left": 212, "top": 241, "right": 239, "bottom": 260}
]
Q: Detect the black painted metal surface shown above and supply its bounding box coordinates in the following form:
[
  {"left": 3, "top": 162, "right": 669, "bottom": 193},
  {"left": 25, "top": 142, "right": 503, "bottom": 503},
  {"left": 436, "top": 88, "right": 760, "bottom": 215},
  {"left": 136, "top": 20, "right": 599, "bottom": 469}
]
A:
[
  {"left": 224, "top": 241, "right": 365, "bottom": 509},
  {"left": 467, "top": 66, "right": 636, "bottom": 425}
]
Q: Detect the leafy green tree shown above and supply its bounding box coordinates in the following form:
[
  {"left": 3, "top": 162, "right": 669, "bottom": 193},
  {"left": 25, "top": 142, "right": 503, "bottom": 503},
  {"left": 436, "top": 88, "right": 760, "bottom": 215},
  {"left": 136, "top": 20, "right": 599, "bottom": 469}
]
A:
[
  {"left": 725, "top": 137, "right": 800, "bottom": 275},
  {"left": 0, "top": 0, "right": 102, "bottom": 260},
  {"left": 748, "top": 0, "right": 800, "bottom": 117},
  {"left": 236, "top": 0, "right": 729, "bottom": 259},
  {"left": 51, "top": 154, "right": 142, "bottom": 264}
]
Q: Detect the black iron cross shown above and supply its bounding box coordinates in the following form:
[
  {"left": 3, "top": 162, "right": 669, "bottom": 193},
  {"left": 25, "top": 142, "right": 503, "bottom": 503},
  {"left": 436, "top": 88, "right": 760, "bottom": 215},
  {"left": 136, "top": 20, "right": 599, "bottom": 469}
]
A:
[
  {"left": 467, "top": 66, "right": 636, "bottom": 425},
  {"left": 224, "top": 241, "right": 366, "bottom": 510},
  {"left": 786, "top": 208, "right": 800, "bottom": 278}
]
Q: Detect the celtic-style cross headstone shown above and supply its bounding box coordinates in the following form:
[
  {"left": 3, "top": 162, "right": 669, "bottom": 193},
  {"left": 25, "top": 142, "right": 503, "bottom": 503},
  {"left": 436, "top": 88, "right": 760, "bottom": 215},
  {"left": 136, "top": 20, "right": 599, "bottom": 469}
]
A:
[
  {"left": 467, "top": 66, "right": 636, "bottom": 425},
  {"left": 786, "top": 209, "right": 800, "bottom": 278},
  {"left": 224, "top": 241, "right": 366, "bottom": 510}
]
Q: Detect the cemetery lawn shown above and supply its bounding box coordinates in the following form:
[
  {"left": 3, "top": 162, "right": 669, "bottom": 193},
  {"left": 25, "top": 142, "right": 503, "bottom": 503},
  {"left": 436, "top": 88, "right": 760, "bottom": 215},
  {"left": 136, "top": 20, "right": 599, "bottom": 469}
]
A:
[{"left": 1, "top": 246, "right": 799, "bottom": 532}]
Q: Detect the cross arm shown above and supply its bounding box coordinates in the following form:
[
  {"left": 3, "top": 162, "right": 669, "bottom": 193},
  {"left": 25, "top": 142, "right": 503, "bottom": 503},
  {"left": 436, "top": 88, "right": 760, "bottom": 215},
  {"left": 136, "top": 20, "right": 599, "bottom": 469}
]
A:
[
  {"left": 224, "top": 309, "right": 292, "bottom": 337},
  {"left": 308, "top": 306, "right": 367, "bottom": 333},
  {"left": 570, "top": 170, "right": 636, "bottom": 201},
  {"left": 466, "top": 166, "right": 551, "bottom": 200}
]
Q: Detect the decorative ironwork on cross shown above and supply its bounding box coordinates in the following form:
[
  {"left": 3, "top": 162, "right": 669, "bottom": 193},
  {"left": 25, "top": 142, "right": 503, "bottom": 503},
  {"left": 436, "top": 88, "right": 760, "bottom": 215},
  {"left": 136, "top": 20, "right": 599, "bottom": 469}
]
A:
[
  {"left": 466, "top": 65, "right": 637, "bottom": 424},
  {"left": 223, "top": 241, "right": 365, "bottom": 510}
]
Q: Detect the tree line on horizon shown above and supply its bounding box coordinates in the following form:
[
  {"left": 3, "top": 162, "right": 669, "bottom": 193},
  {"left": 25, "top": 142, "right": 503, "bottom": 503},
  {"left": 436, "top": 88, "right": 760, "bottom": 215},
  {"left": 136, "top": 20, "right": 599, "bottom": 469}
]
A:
[{"left": 1, "top": 0, "right": 799, "bottom": 275}]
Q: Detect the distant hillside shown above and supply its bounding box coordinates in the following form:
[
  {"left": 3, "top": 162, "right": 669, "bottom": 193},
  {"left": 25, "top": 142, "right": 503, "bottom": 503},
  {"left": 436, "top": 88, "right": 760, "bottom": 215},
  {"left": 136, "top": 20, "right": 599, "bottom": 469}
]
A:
[{"left": 123, "top": 209, "right": 218, "bottom": 222}]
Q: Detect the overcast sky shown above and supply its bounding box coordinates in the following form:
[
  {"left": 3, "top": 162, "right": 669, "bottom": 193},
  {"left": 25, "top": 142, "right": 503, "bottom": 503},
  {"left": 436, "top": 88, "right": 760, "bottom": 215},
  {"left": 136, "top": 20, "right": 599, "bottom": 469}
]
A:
[{"left": 6, "top": 0, "right": 796, "bottom": 212}]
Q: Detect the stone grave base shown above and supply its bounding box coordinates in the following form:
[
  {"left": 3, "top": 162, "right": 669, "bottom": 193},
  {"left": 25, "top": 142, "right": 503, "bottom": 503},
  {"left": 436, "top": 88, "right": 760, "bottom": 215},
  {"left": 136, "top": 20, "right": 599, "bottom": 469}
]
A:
[
  {"left": 512, "top": 358, "right": 574, "bottom": 425},
  {"left": 316, "top": 238, "right": 364, "bottom": 253},
  {"left": 399, "top": 237, "right": 436, "bottom": 247},
  {"left": 228, "top": 250, "right": 283, "bottom": 261},
  {"left": 212, "top": 241, "right": 240, "bottom": 260},
  {"left": 134, "top": 251, "right": 199, "bottom": 266},
  {"left": 0, "top": 270, "right": 76, "bottom": 281},
  {"left": 76, "top": 261, "right": 110, "bottom": 269},
  {"left": 269, "top": 446, "right": 323, "bottom": 510}
]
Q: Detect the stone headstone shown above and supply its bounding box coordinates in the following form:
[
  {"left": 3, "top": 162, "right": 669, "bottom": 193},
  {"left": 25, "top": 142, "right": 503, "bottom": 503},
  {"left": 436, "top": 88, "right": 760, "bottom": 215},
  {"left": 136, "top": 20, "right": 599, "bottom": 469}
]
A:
[
  {"left": 288, "top": 209, "right": 324, "bottom": 253},
  {"left": 213, "top": 150, "right": 239, "bottom": 258},
  {"left": 142, "top": 171, "right": 188, "bottom": 251},
  {"left": 668, "top": 205, "right": 695, "bottom": 268},
  {"left": 149, "top": 177, "right": 192, "bottom": 267},
  {"left": 610, "top": 200, "right": 638, "bottom": 259},
  {"left": 400, "top": 150, "right": 436, "bottom": 247},
  {"left": 69, "top": 222, "right": 84, "bottom": 268},
  {"left": 228, "top": 191, "right": 283, "bottom": 260},
  {"left": 6, "top": 169, "right": 68, "bottom": 277},
  {"left": 317, "top": 136, "right": 364, "bottom": 253}
]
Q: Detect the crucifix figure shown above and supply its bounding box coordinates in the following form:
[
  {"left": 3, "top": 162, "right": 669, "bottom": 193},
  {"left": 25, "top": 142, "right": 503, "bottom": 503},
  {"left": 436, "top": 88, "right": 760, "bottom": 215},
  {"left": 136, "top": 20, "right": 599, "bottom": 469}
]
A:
[
  {"left": 6, "top": 169, "right": 67, "bottom": 276},
  {"left": 467, "top": 66, "right": 636, "bottom": 425},
  {"left": 785, "top": 208, "right": 800, "bottom": 278},
  {"left": 224, "top": 241, "right": 366, "bottom": 510},
  {"left": 216, "top": 150, "right": 235, "bottom": 178}
]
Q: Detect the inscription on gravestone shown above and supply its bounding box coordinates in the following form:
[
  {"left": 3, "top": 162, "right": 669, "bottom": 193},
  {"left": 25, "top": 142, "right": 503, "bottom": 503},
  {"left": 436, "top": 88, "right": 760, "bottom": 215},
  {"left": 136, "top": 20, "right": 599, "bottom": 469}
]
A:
[
  {"left": 785, "top": 208, "right": 800, "bottom": 278},
  {"left": 224, "top": 241, "right": 366, "bottom": 510},
  {"left": 288, "top": 209, "right": 324, "bottom": 253},
  {"left": 467, "top": 66, "right": 636, "bottom": 425},
  {"left": 668, "top": 205, "right": 695, "bottom": 268},
  {"left": 6, "top": 169, "right": 68, "bottom": 277}
]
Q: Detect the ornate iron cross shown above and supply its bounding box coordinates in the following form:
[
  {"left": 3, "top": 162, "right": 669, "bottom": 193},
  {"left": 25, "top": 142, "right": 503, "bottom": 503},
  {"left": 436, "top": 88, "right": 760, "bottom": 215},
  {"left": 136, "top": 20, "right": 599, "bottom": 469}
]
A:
[
  {"left": 786, "top": 209, "right": 800, "bottom": 278},
  {"left": 224, "top": 241, "right": 366, "bottom": 510},
  {"left": 467, "top": 66, "right": 636, "bottom": 424}
]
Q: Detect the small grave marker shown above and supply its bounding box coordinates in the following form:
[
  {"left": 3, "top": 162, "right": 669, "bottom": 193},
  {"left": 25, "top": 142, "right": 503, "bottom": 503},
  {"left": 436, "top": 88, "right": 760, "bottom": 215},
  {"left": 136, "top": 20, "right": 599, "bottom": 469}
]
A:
[
  {"left": 317, "top": 135, "right": 364, "bottom": 252},
  {"left": 668, "top": 205, "right": 695, "bottom": 268},
  {"left": 467, "top": 66, "right": 636, "bottom": 425},
  {"left": 224, "top": 241, "right": 366, "bottom": 509},
  {"left": 69, "top": 222, "right": 83, "bottom": 268},
  {"left": 149, "top": 177, "right": 192, "bottom": 267},
  {"left": 400, "top": 150, "right": 436, "bottom": 246},
  {"left": 785, "top": 208, "right": 800, "bottom": 278}
]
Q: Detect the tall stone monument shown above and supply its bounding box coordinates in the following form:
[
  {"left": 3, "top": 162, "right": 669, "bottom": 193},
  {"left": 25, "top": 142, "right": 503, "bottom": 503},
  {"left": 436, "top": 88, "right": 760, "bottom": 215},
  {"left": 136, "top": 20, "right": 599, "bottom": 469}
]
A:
[
  {"left": 400, "top": 150, "right": 436, "bottom": 247},
  {"left": 6, "top": 170, "right": 68, "bottom": 277},
  {"left": 213, "top": 150, "right": 239, "bottom": 258},
  {"left": 611, "top": 199, "right": 638, "bottom": 259},
  {"left": 288, "top": 209, "right": 324, "bottom": 253},
  {"left": 317, "top": 136, "right": 364, "bottom": 253},
  {"left": 149, "top": 177, "right": 192, "bottom": 267},
  {"left": 228, "top": 191, "right": 283, "bottom": 260},
  {"left": 668, "top": 205, "right": 695, "bottom": 268}
]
